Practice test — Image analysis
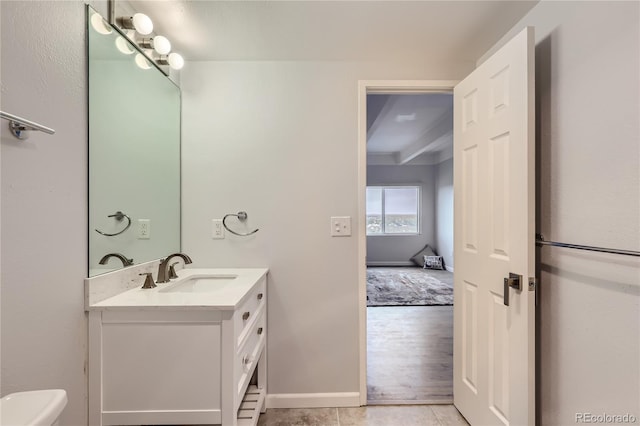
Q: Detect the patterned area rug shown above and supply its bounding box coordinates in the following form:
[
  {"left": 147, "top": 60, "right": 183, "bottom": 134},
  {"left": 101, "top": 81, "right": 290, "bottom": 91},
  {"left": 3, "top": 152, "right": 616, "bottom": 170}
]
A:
[{"left": 367, "top": 267, "right": 454, "bottom": 306}]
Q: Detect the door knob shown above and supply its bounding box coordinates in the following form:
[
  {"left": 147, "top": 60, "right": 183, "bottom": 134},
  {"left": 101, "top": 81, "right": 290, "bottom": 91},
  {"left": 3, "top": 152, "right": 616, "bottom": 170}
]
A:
[{"left": 503, "top": 272, "right": 522, "bottom": 306}]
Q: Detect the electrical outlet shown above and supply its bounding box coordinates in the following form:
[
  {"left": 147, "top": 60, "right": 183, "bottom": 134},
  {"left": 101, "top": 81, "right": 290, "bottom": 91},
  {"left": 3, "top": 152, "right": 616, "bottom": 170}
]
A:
[
  {"left": 138, "top": 219, "right": 151, "bottom": 239},
  {"left": 212, "top": 219, "right": 224, "bottom": 239}
]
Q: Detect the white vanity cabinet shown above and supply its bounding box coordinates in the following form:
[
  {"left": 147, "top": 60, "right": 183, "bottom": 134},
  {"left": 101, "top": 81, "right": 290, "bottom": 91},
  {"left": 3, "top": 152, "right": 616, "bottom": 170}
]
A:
[{"left": 87, "top": 270, "right": 267, "bottom": 426}]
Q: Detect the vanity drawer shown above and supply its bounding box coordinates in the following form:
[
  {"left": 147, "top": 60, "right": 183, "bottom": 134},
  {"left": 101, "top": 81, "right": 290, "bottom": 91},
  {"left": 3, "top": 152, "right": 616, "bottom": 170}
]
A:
[
  {"left": 234, "top": 277, "right": 266, "bottom": 347},
  {"left": 235, "top": 309, "right": 266, "bottom": 406}
]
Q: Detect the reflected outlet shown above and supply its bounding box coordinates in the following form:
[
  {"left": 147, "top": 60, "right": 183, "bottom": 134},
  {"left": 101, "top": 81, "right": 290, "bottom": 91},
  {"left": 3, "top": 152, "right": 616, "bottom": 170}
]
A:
[{"left": 138, "top": 219, "right": 151, "bottom": 239}]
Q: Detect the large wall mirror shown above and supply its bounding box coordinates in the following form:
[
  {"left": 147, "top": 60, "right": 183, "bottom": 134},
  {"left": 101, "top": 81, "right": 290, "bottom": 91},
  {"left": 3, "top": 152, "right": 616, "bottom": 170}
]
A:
[{"left": 88, "top": 6, "right": 180, "bottom": 277}]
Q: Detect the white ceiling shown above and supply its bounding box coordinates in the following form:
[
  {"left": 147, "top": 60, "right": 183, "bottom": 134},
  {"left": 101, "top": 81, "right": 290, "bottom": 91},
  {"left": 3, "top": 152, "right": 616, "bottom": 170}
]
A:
[
  {"left": 367, "top": 93, "right": 453, "bottom": 165},
  {"left": 129, "top": 1, "right": 538, "bottom": 62}
]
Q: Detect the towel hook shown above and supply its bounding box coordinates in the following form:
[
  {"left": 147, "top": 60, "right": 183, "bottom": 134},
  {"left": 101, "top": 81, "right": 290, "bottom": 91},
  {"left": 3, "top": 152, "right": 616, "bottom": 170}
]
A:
[
  {"left": 1, "top": 111, "right": 55, "bottom": 140},
  {"left": 95, "top": 211, "right": 132, "bottom": 236},
  {"left": 222, "top": 211, "right": 259, "bottom": 237}
]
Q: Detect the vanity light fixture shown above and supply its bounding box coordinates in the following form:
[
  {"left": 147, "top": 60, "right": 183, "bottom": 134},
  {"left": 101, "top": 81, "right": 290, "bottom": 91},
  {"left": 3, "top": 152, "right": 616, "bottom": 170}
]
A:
[
  {"left": 113, "top": 9, "right": 185, "bottom": 72},
  {"left": 134, "top": 53, "right": 152, "bottom": 70},
  {"left": 158, "top": 52, "right": 185, "bottom": 70},
  {"left": 140, "top": 35, "right": 171, "bottom": 55},
  {"left": 168, "top": 53, "right": 185, "bottom": 70},
  {"left": 90, "top": 13, "right": 113, "bottom": 35},
  {"left": 116, "top": 13, "right": 153, "bottom": 35},
  {"left": 115, "top": 36, "right": 135, "bottom": 55}
]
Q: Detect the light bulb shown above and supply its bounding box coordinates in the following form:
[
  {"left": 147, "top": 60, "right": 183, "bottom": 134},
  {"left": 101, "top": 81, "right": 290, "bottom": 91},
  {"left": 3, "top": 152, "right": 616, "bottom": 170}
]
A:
[
  {"left": 132, "top": 13, "right": 153, "bottom": 35},
  {"left": 90, "top": 13, "right": 112, "bottom": 35},
  {"left": 135, "top": 54, "right": 152, "bottom": 70},
  {"left": 153, "top": 36, "right": 171, "bottom": 55},
  {"left": 115, "top": 37, "right": 135, "bottom": 55},
  {"left": 168, "top": 52, "right": 184, "bottom": 70}
]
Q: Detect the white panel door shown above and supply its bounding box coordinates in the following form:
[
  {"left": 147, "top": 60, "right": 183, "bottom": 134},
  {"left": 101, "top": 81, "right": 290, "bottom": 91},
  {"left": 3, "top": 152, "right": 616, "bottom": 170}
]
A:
[{"left": 453, "top": 27, "right": 535, "bottom": 426}]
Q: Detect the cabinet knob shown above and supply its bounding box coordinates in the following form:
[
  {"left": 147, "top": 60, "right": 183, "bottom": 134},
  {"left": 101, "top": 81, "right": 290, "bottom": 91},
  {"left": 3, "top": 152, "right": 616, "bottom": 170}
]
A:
[
  {"left": 243, "top": 354, "right": 253, "bottom": 367},
  {"left": 257, "top": 327, "right": 263, "bottom": 335},
  {"left": 242, "top": 311, "right": 250, "bottom": 321},
  {"left": 257, "top": 293, "right": 263, "bottom": 300}
]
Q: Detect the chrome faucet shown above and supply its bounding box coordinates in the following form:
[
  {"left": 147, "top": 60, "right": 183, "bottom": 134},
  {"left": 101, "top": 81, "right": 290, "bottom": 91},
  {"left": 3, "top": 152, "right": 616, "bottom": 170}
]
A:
[
  {"left": 99, "top": 253, "right": 134, "bottom": 267},
  {"left": 157, "top": 253, "right": 192, "bottom": 283}
]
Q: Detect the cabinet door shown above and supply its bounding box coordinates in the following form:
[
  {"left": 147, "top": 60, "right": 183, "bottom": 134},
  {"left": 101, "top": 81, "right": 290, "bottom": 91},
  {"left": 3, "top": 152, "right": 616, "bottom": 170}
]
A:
[{"left": 102, "top": 321, "right": 222, "bottom": 420}]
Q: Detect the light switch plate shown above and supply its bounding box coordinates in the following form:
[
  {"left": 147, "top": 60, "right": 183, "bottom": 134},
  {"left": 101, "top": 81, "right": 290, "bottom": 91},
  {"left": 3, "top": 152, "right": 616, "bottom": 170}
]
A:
[
  {"left": 331, "top": 216, "right": 352, "bottom": 237},
  {"left": 137, "top": 219, "right": 151, "bottom": 239},
  {"left": 212, "top": 219, "right": 224, "bottom": 239}
]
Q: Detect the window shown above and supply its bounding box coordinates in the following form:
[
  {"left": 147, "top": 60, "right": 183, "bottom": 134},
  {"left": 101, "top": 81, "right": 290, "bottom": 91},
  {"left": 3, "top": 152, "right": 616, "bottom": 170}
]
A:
[{"left": 366, "top": 186, "right": 420, "bottom": 235}]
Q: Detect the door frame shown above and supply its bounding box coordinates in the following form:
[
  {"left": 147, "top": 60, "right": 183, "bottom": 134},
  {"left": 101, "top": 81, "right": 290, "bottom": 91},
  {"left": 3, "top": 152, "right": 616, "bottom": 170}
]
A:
[{"left": 357, "top": 80, "right": 459, "bottom": 405}]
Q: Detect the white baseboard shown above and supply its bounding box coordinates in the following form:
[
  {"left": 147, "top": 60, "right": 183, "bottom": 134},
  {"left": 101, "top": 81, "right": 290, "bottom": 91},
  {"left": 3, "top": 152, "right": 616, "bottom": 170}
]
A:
[
  {"left": 266, "top": 392, "right": 361, "bottom": 409},
  {"left": 445, "top": 265, "right": 454, "bottom": 273},
  {"left": 366, "top": 261, "right": 414, "bottom": 267}
]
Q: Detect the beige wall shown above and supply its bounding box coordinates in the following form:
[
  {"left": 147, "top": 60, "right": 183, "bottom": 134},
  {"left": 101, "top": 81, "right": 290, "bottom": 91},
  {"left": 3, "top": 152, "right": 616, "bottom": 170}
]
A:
[
  {"left": 2, "top": 1, "right": 637, "bottom": 424},
  {"left": 182, "top": 1, "right": 640, "bottom": 420},
  {"left": 435, "top": 158, "right": 454, "bottom": 270},
  {"left": 484, "top": 1, "right": 640, "bottom": 423},
  {"left": 181, "top": 60, "right": 471, "bottom": 397},
  {"left": 1, "top": 1, "right": 106, "bottom": 424}
]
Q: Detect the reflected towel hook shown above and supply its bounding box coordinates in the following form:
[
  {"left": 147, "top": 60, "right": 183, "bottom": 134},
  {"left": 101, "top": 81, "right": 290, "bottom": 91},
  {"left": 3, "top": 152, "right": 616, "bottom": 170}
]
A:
[
  {"left": 95, "top": 211, "right": 132, "bottom": 236},
  {"left": 223, "top": 211, "right": 259, "bottom": 237}
]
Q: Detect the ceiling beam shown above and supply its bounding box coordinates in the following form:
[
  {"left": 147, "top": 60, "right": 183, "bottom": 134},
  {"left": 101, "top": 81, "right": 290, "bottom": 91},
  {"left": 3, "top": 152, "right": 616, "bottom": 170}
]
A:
[
  {"left": 396, "top": 107, "right": 453, "bottom": 165},
  {"left": 366, "top": 95, "right": 399, "bottom": 142}
]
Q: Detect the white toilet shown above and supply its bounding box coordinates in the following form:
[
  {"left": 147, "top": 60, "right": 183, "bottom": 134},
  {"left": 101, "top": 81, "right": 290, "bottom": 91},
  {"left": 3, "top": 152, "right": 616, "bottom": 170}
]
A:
[{"left": 1, "top": 389, "right": 67, "bottom": 426}]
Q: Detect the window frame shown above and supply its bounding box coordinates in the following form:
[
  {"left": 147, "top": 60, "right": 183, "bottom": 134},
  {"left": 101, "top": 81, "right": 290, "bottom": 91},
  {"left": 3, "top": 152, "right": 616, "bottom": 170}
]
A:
[{"left": 366, "top": 185, "right": 421, "bottom": 236}]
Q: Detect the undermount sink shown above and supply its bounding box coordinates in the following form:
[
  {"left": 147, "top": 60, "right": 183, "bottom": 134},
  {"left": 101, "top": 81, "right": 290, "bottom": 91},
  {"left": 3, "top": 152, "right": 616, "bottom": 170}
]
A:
[{"left": 159, "top": 274, "right": 238, "bottom": 293}]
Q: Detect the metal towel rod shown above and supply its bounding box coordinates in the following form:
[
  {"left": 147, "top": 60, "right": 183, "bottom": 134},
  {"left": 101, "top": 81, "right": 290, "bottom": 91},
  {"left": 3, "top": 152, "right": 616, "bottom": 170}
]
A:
[
  {"left": 1, "top": 110, "right": 55, "bottom": 140},
  {"left": 223, "top": 211, "right": 259, "bottom": 237},
  {"left": 536, "top": 234, "right": 640, "bottom": 257},
  {"left": 95, "top": 211, "right": 132, "bottom": 237}
]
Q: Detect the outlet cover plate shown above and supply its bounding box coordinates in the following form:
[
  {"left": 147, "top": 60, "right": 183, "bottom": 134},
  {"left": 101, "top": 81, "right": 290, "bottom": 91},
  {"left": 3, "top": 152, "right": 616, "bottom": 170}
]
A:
[
  {"left": 212, "top": 219, "right": 224, "bottom": 239},
  {"left": 137, "top": 219, "right": 151, "bottom": 239},
  {"left": 331, "top": 216, "right": 351, "bottom": 237}
]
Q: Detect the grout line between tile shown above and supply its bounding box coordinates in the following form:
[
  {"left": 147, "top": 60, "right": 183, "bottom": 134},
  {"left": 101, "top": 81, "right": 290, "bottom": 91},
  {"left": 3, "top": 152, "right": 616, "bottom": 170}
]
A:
[{"left": 335, "top": 407, "right": 340, "bottom": 425}]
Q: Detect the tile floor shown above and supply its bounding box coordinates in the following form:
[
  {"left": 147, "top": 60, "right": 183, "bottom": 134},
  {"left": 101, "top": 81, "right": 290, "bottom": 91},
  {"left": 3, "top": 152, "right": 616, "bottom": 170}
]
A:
[{"left": 257, "top": 404, "right": 469, "bottom": 426}]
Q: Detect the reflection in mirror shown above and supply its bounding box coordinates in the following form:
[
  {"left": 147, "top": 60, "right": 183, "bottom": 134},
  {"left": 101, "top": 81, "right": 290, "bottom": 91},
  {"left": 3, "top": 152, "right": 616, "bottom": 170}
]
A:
[{"left": 88, "top": 6, "right": 180, "bottom": 277}]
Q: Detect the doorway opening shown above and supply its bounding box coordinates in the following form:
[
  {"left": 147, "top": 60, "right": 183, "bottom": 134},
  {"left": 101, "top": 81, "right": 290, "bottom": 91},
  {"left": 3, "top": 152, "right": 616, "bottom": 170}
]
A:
[{"left": 357, "top": 81, "right": 457, "bottom": 406}]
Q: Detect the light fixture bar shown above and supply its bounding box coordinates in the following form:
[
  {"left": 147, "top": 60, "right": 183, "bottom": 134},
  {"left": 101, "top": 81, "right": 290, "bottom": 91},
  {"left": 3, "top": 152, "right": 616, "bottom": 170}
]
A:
[
  {"left": 108, "top": 0, "right": 184, "bottom": 72},
  {"left": 116, "top": 13, "right": 153, "bottom": 35}
]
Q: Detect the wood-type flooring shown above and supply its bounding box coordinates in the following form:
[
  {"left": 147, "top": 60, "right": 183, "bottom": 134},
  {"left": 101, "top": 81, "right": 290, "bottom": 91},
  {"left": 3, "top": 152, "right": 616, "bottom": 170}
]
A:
[{"left": 367, "top": 306, "right": 453, "bottom": 404}]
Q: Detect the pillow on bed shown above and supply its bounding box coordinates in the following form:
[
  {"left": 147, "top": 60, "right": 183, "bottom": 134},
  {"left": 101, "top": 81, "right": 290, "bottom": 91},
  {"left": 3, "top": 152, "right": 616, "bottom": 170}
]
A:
[
  {"left": 423, "top": 255, "right": 444, "bottom": 270},
  {"left": 410, "top": 244, "right": 437, "bottom": 266}
]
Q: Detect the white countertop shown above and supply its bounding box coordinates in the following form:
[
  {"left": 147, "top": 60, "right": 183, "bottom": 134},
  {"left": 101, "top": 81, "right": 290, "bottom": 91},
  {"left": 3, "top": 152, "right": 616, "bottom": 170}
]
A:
[{"left": 89, "top": 268, "right": 268, "bottom": 311}]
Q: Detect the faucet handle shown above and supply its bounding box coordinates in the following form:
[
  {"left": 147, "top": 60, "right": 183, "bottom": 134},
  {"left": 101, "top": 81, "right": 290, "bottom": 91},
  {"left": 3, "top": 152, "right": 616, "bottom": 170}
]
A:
[
  {"left": 168, "top": 262, "right": 179, "bottom": 279},
  {"left": 139, "top": 273, "right": 156, "bottom": 289}
]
